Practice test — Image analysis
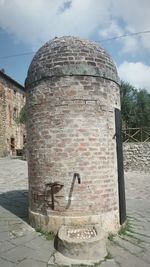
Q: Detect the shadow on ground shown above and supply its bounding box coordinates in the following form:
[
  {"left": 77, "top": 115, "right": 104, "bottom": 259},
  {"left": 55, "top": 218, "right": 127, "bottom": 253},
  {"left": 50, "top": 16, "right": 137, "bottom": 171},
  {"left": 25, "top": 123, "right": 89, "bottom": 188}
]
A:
[{"left": 0, "top": 190, "right": 29, "bottom": 223}]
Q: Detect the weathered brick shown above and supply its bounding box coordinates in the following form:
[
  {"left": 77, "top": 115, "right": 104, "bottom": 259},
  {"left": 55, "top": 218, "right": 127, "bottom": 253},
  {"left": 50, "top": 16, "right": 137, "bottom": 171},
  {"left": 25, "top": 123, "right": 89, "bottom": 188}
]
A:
[{"left": 26, "top": 36, "right": 121, "bottom": 234}]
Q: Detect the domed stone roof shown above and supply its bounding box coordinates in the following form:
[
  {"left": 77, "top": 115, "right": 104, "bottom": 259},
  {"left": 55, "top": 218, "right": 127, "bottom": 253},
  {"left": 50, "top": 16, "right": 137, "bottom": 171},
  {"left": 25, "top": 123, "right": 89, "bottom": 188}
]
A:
[{"left": 25, "top": 36, "right": 119, "bottom": 87}]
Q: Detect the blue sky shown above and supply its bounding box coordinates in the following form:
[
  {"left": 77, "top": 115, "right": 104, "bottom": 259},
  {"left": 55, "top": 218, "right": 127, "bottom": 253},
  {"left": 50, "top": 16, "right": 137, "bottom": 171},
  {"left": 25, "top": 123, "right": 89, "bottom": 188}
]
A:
[{"left": 0, "top": 0, "right": 150, "bottom": 91}]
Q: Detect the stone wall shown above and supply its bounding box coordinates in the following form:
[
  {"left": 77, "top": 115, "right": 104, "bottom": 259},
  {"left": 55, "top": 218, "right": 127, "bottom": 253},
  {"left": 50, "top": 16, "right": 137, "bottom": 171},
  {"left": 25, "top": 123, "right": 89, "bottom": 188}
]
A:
[
  {"left": 123, "top": 142, "right": 150, "bottom": 172},
  {"left": 0, "top": 73, "right": 25, "bottom": 157},
  {"left": 0, "top": 83, "right": 7, "bottom": 156}
]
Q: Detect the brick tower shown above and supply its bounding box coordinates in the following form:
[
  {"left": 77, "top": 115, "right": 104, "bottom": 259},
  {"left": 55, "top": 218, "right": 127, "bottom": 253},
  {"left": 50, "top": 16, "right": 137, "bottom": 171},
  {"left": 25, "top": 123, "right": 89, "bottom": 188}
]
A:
[{"left": 26, "top": 36, "right": 121, "bottom": 234}]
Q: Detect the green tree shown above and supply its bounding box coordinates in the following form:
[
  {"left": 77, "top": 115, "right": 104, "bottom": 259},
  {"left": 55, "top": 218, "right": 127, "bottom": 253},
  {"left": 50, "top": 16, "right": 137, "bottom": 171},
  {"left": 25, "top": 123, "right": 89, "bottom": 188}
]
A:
[
  {"left": 18, "top": 104, "right": 27, "bottom": 124},
  {"left": 120, "top": 81, "right": 137, "bottom": 128},
  {"left": 120, "top": 81, "right": 150, "bottom": 128},
  {"left": 136, "top": 89, "right": 150, "bottom": 127}
]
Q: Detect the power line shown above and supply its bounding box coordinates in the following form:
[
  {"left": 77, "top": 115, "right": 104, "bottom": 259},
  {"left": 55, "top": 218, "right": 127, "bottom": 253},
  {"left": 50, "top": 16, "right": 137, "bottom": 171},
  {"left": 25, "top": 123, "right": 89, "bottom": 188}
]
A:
[
  {"left": 99, "top": 30, "right": 150, "bottom": 42},
  {"left": 0, "top": 30, "right": 150, "bottom": 59},
  {"left": 0, "top": 51, "right": 34, "bottom": 59}
]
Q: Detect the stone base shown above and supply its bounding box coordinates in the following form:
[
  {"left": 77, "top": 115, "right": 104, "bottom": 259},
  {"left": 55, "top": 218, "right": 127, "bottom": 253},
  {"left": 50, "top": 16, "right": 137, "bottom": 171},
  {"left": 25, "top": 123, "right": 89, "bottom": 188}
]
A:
[
  {"left": 57, "top": 224, "right": 107, "bottom": 260},
  {"left": 48, "top": 251, "right": 105, "bottom": 266},
  {"left": 29, "top": 209, "right": 120, "bottom": 235}
]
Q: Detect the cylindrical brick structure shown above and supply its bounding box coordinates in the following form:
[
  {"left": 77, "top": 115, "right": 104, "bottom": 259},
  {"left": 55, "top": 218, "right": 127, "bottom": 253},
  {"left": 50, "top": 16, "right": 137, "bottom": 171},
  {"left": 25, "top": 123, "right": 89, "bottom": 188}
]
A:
[{"left": 25, "top": 36, "right": 121, "bottom": 234}]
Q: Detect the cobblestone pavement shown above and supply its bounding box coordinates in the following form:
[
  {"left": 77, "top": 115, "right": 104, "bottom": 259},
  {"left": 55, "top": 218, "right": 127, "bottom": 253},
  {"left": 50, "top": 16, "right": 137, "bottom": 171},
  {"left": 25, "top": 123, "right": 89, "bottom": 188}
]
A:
[
  {"left": 0, "top": 157, "right": 150, "bottom": 266},
  {"left": 125, "top": 171, "right": 150, "bottom": 200}
]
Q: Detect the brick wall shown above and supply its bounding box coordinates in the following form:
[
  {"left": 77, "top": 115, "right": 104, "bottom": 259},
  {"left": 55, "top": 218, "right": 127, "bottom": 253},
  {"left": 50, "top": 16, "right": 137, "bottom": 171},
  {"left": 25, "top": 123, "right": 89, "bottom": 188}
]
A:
[
  {"left": 26, "top": 36, "right": 121, "bottom": 233},
  {"left": 27, "top": 76, "right": 120, "bottom": 216}
]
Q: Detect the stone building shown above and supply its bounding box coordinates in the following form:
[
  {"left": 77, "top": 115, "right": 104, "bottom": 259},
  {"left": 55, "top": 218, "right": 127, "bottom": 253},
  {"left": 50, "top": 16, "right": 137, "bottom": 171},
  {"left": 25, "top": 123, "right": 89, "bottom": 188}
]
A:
[
  {"left": 0, "top": 70, "right": 25, "bottom": 157},
  {"left": 26, "top": 36, "right": 125, "bottom": 236}
]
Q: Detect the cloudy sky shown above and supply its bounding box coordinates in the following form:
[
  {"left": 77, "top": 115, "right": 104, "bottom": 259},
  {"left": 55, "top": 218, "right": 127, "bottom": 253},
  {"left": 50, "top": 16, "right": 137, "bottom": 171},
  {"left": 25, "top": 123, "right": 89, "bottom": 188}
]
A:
[{"left": 0, "top": 0, "right": 150, "bottom": 91}]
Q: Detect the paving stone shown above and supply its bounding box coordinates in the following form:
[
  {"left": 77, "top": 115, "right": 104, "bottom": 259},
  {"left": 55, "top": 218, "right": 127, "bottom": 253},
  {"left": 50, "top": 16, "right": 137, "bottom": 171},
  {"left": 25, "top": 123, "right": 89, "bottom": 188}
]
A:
[
  {"left": 29, "top": 247, "right": 54, "bottom": 263},
  {"left": 10, "top": 232, "right": 38, "bottom": 245},
  {"left": 112, "top": 236, "right": 144, "bottom": 255},
  {"left": 1, "top": 158, "right": 150, "bottom": 267},
  {"left": 9, "top": 225, "right": 34, "bottom": 240},
  {"left": 118, "top": 233, "right": 143, "bottom": 246},
  {"left": 24, "top": 237, "right": 55, "bottom": 262},
  {"left": 108, "top": 243, "right": 150, "bottom": 267},
  {"left": 17, "top": 259, "right": 47, "bottom": 267},
  {"left": 100, "top": 260, "right": 120, "bottom": 267},
  {"left": 142, "top": 251, "right": 150, "bottom": 264},
  {"left": 0, "top": 225, "right": 9, "bottom": 233},
  {"left": 0, "top": 246, "right": 36, "bottom": 263},
  {"left": 0, "top": 258, "right": 17, "bottom": 267},
  {"left": 130, "top": 228, "right": 150, "bottom": 238},
  {"left": 0, "top": 241, "right": 15, "bottom": 253},
  {"left": 126, "top": 231, "right": 150, "bottom": 244},
  {"left": 0, "top": 231, "right": 10, "bottom": 242},
  {"left": 23, "top": 235, "right": 54, "bottom": 250},
  {"left": 1, "top": 239, "right": 54, "bottom": 265},
  {"left": 125, "top": 172, "right": 150, "bottom": 201}
]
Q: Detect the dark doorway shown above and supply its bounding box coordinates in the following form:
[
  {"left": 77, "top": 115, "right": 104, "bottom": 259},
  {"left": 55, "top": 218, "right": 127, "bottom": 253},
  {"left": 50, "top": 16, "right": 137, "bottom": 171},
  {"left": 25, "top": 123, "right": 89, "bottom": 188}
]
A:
[
  {"left": 10, "top": 137, "right": 15, "bottom": 155},
  {"left": 115, "top": 108, "right": 126, "bottom": 225}
]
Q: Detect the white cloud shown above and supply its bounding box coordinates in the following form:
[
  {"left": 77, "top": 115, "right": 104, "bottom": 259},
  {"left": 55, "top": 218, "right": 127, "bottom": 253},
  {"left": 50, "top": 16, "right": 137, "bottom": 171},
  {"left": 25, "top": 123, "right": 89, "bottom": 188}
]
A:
[
  {"left": 99, "top": 20, "right": 123, "bottom": 39},
  {"left": 121, "top": 36, "right": 140, "bottom": 54},
  {"left": 0, "top": 0, "right": 111, "bottom": 48},
  {"left": 0, "top": 0, "right": 150, "bottom": 53},
  {"left": 111, "top": 0, "right": 150, "bottom": 53},
  {"left": 118, "top": 61, "right": 150, "bottom": 92}
]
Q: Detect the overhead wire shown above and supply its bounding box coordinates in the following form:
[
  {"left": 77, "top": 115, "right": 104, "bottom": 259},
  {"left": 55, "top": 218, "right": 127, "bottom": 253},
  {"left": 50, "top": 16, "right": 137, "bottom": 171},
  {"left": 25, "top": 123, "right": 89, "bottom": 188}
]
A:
[
  {"left": 0, "top": 51, "right": 34, "bottom": 59},
  {"left": 99, "top": 30, "right": 150, "bottom": 42},
  {"left": 0, "top": 30, "right": 150, "bottom": 59}
]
